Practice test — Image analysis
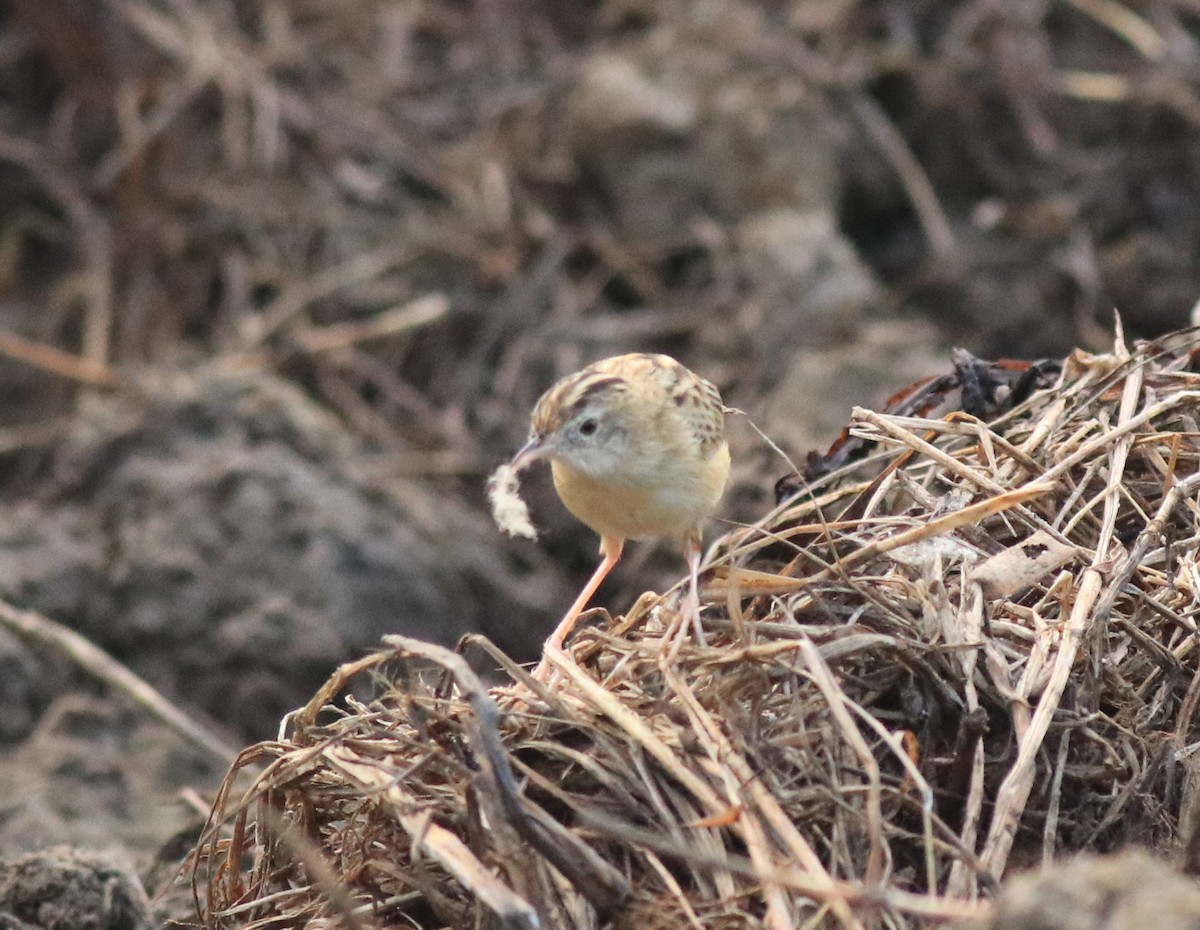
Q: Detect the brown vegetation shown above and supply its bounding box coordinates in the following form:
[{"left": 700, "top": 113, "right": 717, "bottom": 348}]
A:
[{"left": 199, "top": 334, "right": 1200, "bottom": 928}]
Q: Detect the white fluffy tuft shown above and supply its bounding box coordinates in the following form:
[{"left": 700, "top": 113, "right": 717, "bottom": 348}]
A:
[{"left": 487, "top": 462, "right": 538, "bottom": 540}]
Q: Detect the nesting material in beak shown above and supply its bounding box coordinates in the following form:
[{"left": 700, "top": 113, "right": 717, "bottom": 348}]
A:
[{"left": 487, "top": 437, "right": 550, "bottom": 541}]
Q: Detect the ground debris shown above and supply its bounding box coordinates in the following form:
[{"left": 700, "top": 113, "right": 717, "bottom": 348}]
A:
[{"left": 196, "top": 329, "right": 1200, "bottom": 929}]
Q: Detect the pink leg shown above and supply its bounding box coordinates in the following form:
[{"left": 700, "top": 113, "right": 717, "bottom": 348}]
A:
[
  {"left": 664, "top": 528, "right": 705, "bottom": 665},
  {"left": 684, "top": 534, "right": 707, "bottom": 647},
  {"left": 533, "top": 535, "right": 623, "bottom": 681}
]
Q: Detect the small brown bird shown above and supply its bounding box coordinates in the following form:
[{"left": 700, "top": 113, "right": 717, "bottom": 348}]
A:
[{"left": 507, "top": 353, "right": 730, "bottom": 675}]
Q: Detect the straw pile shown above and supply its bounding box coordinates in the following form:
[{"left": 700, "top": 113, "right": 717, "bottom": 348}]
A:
[{"left": 196, "top": 329, "right": 1200, "bottom": 929}]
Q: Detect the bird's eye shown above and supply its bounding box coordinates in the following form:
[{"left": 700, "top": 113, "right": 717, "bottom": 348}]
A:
[{"left": 578, "top": 418, "right": 598, "bottom": 437}]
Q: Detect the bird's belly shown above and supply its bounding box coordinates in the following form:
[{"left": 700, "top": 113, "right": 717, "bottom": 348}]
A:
[{"left": 550, "top": 443, "right": 729, "bottom": 542}]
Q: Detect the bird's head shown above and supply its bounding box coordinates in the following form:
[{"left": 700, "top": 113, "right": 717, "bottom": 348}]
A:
[{"left": 510, "top": 374, "right": 635, "bottom": 478}]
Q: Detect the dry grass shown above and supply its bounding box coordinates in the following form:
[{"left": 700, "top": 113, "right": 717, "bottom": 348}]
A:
[{"left": 195, "top": 328, "right": 1200, "bottom": 929}]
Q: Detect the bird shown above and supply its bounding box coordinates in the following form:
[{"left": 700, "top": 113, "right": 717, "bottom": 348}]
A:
[{"left": 506, "top": 353, "right": 730, "bottom": 678}]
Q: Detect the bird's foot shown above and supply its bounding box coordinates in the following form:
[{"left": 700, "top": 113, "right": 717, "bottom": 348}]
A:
[
  {"left": 530, "top": 657, "right": 562, "bottom": 687},
  {"left": 662, "top": 585, "right": 704, "bottom": 667},
  {"left": 686, "top": 584, "right": 707, "bottom": 648},
  {"left": 531, "top": 642, "right": 572, "bottom": 687}
]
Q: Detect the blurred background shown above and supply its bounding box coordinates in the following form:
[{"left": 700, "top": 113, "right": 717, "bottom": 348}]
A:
[{"left": 0, "top": 0, "right": 1196, "bottom": 877}]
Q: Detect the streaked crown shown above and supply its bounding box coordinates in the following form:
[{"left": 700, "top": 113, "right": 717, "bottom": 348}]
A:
[{"left": 530, "top": 353, "right": 725, "bottom": 457}]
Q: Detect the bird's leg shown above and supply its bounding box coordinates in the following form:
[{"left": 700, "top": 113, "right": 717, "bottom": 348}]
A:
[
  {"left": 685, "top": 533, "right": 707, "bottom": 647},
  {"left": 532, "top": 535, "right": 623, "bottom": 682},
  {"left": 663, "top": 528, "right": 706, "bottom": 665}
]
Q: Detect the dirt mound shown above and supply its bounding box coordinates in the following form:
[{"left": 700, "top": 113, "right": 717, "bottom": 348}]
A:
[
  {"left": 0, "top": 847, "right": 150, "bottom": 930},
  {"left": 0, "top": 369, "right": 569, "bottom": 742},
  {"left": 198, "top": 332, "right": 1200, "bottom": 928}
]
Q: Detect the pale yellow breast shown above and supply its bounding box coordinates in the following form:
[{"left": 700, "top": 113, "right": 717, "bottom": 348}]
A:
[{"left": 550, "top": 440, "right": 730, "bottom": 543}]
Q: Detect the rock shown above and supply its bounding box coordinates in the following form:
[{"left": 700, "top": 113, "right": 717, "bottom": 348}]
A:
[
  {"left": 755, "top": 316, "right": 945, "bottom": 458},
  {"left": 0, "top": 370, "right": 550, "bottom": 739},
  {"left": 735, "top": 208, "right": 880, "bottom": 354},
  {"left": 988, "top": 850, "right": 1200, "bottom": 930},
  {"left": 566, "top": 45, "right": 846, "bottom": 243},
  {"left": 572, "top": 54, "right": 699, "bottom": 140},
  {"left": 0, "top": 694, "right": 217, "bottom": 857},
  {"left": 0, "top": 847, "right": 151, "bottom": 930}
]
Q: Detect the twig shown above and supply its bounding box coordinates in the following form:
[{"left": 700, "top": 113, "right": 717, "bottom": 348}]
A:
[
  {"left": 849, "top": 94, "right": 956, "bottom": 257},
  {"left": 978, "top": 356, "right": 1143, "bottom": 877},
  {"left": 797, "top": 639, "right": 885, "bottom": 888},
  {"left": 0, "top": 133, "right": 113, "bottom": 382},
  {"left": 0, "top": 330, "right": 122, "bottom": 389},
  {"left": 1061, "top": 0, "right": 1166, "bottom": 59},
  {"left": 0, "top": 599, "right": 237, "bottom": 764},
  {"left": 324, "top": 748, "right": 540, "bottom": 929},
  {"left": 291, "top": 294, "right": 448, "bottom": 354},
  {"left": 241, "top": 242, "right": 415, "bottom": 347},
  {"left": 382, "top": 635, "right": 631, "bottom": 921}
]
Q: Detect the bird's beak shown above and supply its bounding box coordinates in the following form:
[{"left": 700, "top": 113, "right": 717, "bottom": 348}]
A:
[{"left": 510, "top": 436, "right": 551, "bottom": 472}]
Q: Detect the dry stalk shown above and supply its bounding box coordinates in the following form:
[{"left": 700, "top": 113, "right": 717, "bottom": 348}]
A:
[{"left": 197, "top": 335, "right": 1200, "bottom": 929}]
